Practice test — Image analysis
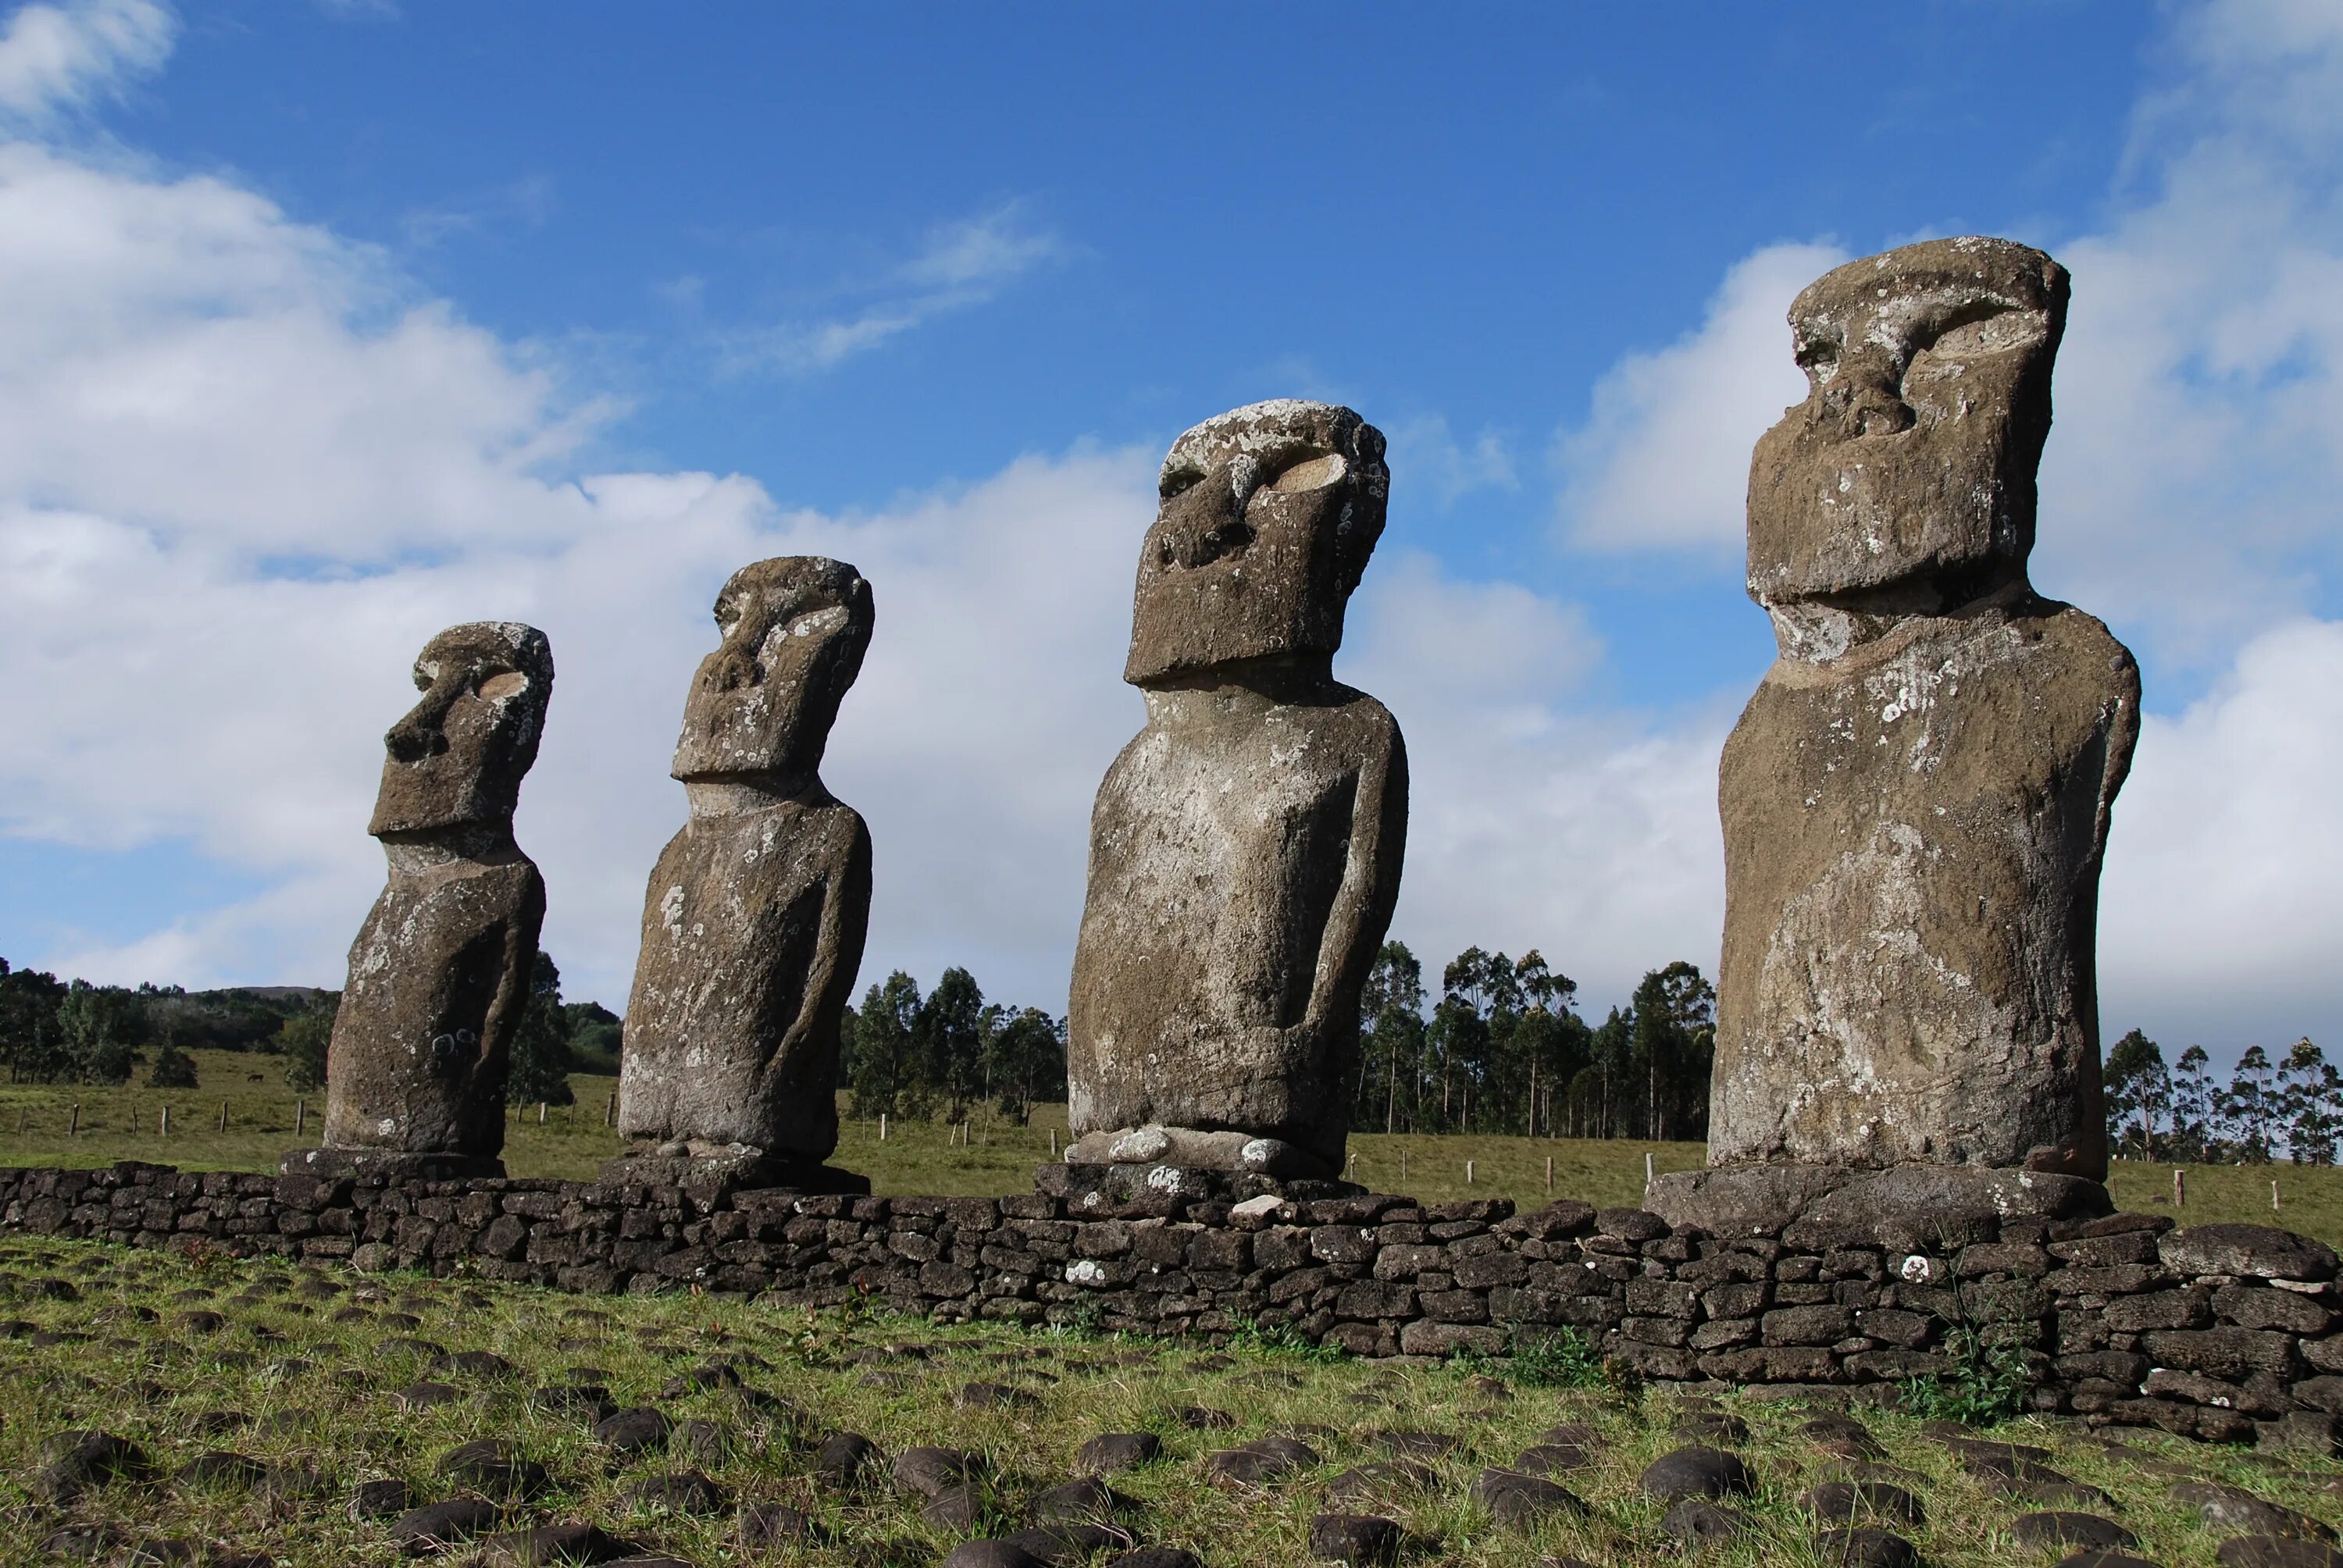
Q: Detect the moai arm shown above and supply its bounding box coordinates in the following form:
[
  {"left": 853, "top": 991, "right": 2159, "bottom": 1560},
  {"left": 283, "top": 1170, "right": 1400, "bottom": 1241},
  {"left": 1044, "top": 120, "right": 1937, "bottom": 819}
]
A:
[
  {"left": 476, "top": 871, "right": 546, "bottom": 1085},
  {"left": 772, "top": 814, "right": 874, "bottom": 1083},
  {"left": 1299, "top": 717, "right": 1409, "bottom": 1041}
]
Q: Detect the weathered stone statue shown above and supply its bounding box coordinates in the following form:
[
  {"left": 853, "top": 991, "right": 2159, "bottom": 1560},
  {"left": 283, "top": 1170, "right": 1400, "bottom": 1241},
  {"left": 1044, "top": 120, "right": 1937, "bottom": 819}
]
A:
[
  {"left": 611, "top": 557, "right": 874, "bottom": 1192},
  {"left": 289, "top": 622, "right": 553, "bottom": 1180},
  {"left": 1062, "top": 400, "right": 1407, "bottom": 1196},
  {"left": 1662, "top": 238, "right": 2138, "bottom": 1232}
]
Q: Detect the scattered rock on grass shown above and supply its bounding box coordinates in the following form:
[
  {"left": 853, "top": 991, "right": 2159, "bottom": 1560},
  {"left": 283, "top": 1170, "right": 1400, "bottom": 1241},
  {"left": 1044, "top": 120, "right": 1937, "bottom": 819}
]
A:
[
  {"left": 1075, "top": 1433, "right": 1161, "bottom": 1475},
  {"left": 1472, "top": 1467, "right": 1586, "bottom": 1526},
  {"left": 1639, "top": 1447, "right": 1753, "bottom": 1502},
  {"left": 2010, "top": 1514, "right": 2139, "bottom": 1553},
  {"left": 1815, "top": 1527, "right": 1917, "bottom": 1568},
  {"left": 1308, "top": 1513, "right": 1403, "bottom": 1566},
  {"left": 1662, "top": 1499, "right": 1746, "bottom": 1545},
  {"left": 393, "top": 1498, "right": 501, "bottom": 1554}
]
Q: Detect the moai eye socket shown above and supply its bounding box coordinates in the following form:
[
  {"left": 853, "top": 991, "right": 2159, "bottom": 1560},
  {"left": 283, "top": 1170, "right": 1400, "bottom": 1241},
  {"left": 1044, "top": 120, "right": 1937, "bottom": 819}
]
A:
[
  {"left": 1159, "top": 462, "right": 1207, "bottom": 501},
  {"left": 1793, "top": 329, "right": 1843, "bottom": 388},
  {"left": 1262, "top": 452, "right": 1346, "bottom": 494},
  {"left": 476, "top": 672, "right": 527, "bottom": 701}
]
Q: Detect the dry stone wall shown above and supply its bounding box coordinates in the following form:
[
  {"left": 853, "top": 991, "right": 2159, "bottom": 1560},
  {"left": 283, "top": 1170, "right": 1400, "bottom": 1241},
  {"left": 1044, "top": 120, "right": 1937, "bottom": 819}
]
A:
[{"left": 7, "top": 1161, "right": 2343, "bottom": 1452}]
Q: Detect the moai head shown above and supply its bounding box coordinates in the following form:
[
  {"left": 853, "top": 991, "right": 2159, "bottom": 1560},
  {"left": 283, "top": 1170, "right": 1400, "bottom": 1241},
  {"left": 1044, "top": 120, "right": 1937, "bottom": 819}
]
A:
[
  {"left": 1747, "top": 237, "right": 2069, "bottom": 623},
  {"left": 1125, "top": 400, "right": 1390, "bottom": 686},
  {"left": 368, "top": 622, "right": 554, "bottom": 838},
  {"left": 672, "top": 556, "right": 873, "bottom": 782}
]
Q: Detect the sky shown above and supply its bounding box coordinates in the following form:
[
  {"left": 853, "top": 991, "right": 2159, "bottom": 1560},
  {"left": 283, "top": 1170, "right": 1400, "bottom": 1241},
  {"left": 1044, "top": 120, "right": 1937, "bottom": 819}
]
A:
[{"left": 0, "top": 0, "right": 2339, "bottom": 1071}]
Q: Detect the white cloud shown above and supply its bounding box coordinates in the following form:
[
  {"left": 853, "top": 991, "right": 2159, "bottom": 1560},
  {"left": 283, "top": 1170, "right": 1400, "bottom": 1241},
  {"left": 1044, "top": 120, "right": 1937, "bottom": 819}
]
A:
[
  {"left": 1344, "top": 558, "right": 1730, "bottom": 1006},
  {"left": 729, "top": 202, "right": 1067, "bottom": 375},
  {"left": 1554, "top": 241, "right": 1845, "bottom": 555},
  {"left": 2098, "top": 618, "right": 2343, "bottom": 1053},
  {"left": 1384, "top": 415, "right": 1517, "bottom": 511},
  {"left": 0, "top": 0, "right": 170, "bottom": 123}
]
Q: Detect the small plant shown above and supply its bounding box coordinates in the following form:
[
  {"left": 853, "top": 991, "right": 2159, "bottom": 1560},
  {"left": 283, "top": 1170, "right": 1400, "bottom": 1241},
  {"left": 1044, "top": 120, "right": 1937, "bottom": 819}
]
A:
[
  {"left": 1047, "top": 1300, "right": 1108, "bottom": 1341},
  {"left": 1503, "top": 1325, "right": 1621, "bottom": 1390},
  {"left": 1896, "top": 1319, "right": 2035, "bottom": 1425},
  {"left": 1225, "top": 1318, "right": 1338, "bottom": 1363}
]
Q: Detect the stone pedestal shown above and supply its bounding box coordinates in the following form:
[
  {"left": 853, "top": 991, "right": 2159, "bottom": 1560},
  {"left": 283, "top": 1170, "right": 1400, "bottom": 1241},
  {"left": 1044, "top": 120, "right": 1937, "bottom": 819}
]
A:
[
  {"left": 598, "top": 1143, "right": 870, "bottom": 1198},
  {"left": 1036, "top": 1161, "right": 1362, "bottom": 1210},
  {"left": 279, "top": 1146, "right": 505, "bottom": 1182},
  {"left": 1645, "top": 1160, "right": 2111, "bottom": 1243}
]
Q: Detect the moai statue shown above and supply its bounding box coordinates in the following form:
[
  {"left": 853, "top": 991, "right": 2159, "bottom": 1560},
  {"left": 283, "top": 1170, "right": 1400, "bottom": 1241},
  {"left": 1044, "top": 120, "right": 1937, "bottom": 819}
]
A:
[
  {"left": 611, "top": 557, "right": 874, "bottom": 1192},
  {"left": 287, "top": 622, "right": 553, "bottom": 1180},
  {"left": 1692, "top": 237, "right": 2138, "bottom": 1217},
  {"left": 1063, "top": 400, "right": 1407, "bottom": 1197}
]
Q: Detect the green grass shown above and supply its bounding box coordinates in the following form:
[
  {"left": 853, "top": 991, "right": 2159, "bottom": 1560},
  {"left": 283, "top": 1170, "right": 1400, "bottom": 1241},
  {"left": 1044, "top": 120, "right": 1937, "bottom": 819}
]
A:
[
  {"left": 0, "top": 1233, "right": 2338, "bottom": 1567},
  {"left": 5, "top": 1050, "right": 2343, "bottom": 1245}
]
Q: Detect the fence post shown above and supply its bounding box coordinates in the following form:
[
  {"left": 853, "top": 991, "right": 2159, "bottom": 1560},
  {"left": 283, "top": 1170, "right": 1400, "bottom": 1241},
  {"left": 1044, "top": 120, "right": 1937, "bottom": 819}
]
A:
[
  {"left": 2174, "top": 1169, "right": 2187, "bottom": 1209},
  {"left": 2273, "top": 1179, "right": 2282, "bottom": 1213},
  {"left": 1465, "top": 1160, "right": 1475, "bottom": 1185},
  {"left": 1048, "top": 1128, "right": 1057, "bottom": 1158},
  {"left": 1545, "top": 1156, "right": 1553, "bottom": 1193},
  {"left": 605, "top": 1091, "right": 617, "bottom": 1127},
  {"left": 160, "top": 1104, "right": 170, "bottom": 1135},
  {"left": 218, "top": 1100, "right": 229, "bottom": 1132},
  {"left": 538, "top": 1101, "right": 547, "bottom": 1124},
  {"left": 68, "top": 1102, "right": 80, "bottom": 1135},
  {"left": 294, "top": 1098, "right": 305, "bottom": 1136},
  {"left": 1645, "top": 1151, "right": 1656, "bottom": 1191}
]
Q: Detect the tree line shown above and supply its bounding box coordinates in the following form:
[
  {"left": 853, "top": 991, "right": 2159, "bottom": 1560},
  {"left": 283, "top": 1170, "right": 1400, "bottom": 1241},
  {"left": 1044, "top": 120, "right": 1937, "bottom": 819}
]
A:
[
  {"left": 0, "top": 952, "right": 613, "bottom": 1109},
  {"left": 840, "top": 968, "right": 1067, "bottom": 1125},
  {"left": 2106, "top": 1030, "right": 2343, "bottom": 1164},
  {"left": 1357, "top": 943, "right": 1717, "bottom": 1142}
]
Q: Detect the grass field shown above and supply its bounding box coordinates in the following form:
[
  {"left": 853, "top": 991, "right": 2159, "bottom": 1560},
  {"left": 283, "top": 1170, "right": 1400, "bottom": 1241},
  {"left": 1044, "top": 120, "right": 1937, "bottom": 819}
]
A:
[
  {"left": 2, "top": 1231, "right": 2341, "bottom": 1568},
  {"left": 5, "top": 1049, "right": 2341, "bottom": 1245}
]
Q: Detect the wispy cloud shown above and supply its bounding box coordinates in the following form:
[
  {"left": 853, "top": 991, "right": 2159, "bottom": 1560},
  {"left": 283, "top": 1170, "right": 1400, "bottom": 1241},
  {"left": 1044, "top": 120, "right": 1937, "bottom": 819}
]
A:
[
  {"left": 0, "top": 0, "right": 173, "bottom": 123},
  {"left": 400, "top": 173, "right": 555, "bottom": 250},
  {"left": 1385, "top": 414, "right": 1517, "bottom": 511},
  {"left": 727, "top": 201, "right": 1066, "bottom": 375}
]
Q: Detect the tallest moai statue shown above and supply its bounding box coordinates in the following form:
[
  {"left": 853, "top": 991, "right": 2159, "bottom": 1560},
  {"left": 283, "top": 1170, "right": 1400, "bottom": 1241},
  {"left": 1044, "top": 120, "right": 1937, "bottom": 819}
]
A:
[{"left": 1706, "top": 237, "right": 2139, "bottom": 1187}]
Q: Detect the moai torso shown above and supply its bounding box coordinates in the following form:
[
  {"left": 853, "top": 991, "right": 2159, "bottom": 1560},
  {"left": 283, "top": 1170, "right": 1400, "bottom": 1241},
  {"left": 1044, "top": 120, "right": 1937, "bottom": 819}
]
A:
[
  {"left": 319, "top": 622, "right": 553, "bottom": 1164},
  {"left": 1070, "top": 677, "right": 1405, "bottom": 1159},
  {"left": 616, "top": 558, "right": 874, "bottom": 1165},
  {"left": 1066, "top": 401, "right": 1407, "bottom": 1175},
  {"left": 1706, "top": 239, "right": 2138, "bottom": 1180}
]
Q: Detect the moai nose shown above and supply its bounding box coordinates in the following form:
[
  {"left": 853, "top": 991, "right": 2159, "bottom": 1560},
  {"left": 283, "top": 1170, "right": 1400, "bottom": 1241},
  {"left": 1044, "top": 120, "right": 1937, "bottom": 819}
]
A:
[
  {"left": 383, "top": 679, "right": 460, "bottom": 763},
  {"left": 1159, "top": 462, "right": 1257, "bottom": 571},
  {"left": 1825, "top": 350, "right": 1916, "bottom": 439}
]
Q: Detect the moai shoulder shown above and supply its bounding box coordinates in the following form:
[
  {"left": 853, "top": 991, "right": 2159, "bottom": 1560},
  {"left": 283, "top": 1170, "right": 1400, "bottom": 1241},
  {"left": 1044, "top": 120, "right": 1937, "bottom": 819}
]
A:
[
  {"left": 614, "top": 557, "right": 874, "bottom": 1192},
  {"left": 1065, "top": 401, "right": 1407, "bottom": 1193},
  {"left": 1706, "top": 237, "right": 2139, "bottom": 1190},
  {"left": 296, "top": 622, "right": 553, "bottom": 1179}
]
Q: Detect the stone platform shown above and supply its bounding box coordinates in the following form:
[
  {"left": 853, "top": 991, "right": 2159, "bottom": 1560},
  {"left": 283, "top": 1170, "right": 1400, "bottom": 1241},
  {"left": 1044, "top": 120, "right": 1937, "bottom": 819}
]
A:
[{"left": 6, "top": 1159, "right": 2343, "bottom": 1450}]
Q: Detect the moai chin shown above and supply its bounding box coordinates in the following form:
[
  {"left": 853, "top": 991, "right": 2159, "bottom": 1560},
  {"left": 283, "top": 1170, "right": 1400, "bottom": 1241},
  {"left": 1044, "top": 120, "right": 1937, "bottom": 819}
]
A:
[
  {"left": 1064, "top": 400, "right": 1408, "bottom": 1193},
  {"left": 1705, "top": 237, "right": 2140, "bottom": 1193},
  {"left": 290, "top": 622, "right": 553, "bottom": 1180},
  {"left": 612, "top": 557, "right": 874, "bottom": 1192}
]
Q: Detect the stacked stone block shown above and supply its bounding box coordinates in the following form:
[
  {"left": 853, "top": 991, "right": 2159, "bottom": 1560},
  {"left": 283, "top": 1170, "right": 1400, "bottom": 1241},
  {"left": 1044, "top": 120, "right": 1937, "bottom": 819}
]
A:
[{"left": 5, "top": 1161, "right": 2341, "bottom": 1450}]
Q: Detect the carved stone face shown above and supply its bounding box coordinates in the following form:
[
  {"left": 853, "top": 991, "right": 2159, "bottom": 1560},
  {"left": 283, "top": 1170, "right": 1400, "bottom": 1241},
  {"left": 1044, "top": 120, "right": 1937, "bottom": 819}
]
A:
[
  {"left": 672, "top": 556, "right": 872, "bottom": 782},
  {"left": 1125, "top": 400, "right": 1389, "bottom": 686},
  {"left": 1747, "top": 237, "right": 2068, "bottom": 615},
  {"left": 368, "top": 622, "right": 554, "bottom": 838}
]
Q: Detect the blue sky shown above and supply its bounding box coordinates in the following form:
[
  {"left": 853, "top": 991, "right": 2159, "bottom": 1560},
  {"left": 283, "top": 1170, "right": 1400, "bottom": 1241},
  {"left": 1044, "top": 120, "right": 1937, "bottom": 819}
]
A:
[{"left": 1, "top": 0, "right": 2339, "bottom": 1069}]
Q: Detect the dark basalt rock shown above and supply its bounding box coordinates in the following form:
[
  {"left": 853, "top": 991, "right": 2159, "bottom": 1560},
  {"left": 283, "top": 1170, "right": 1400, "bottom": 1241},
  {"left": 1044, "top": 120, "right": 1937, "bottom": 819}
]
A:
[
  {"left": 1639, "top": 1446, "right": 1753, "bottom": 1502},
  {"left": 620, "top": 1470, "right": 729, "bottom": 1516},
  {"left": 351, "top": 1477, "right": 412, "bottom": 1519},
  {"left": 2010, "top": 1514, "right": 2138, "bottom": 1552},
  {"left": 35, "top": 1430, "right": 150, "bottom": 1501},
  {"left": 1075, "top": 1433, "right": 1161, "bottom": 1475},
  {"left": 1206, "top": 1437, "right": 1319, "bottom": 1486},
  {"left": 1816, "top": 1527, "right": 1918, "bottom": 1568},
  {"left": 1471, "top": 1467, "right": 1586, "bottom": 1526},
  {"left": 1307, "top": 1513, "right": 1403, "bottom": 1566},
  {"left": 592, "top": 1407, "right": 672, "bottom": 1454},
  {"left": 393, "top": 1498, "right": 502, "bottom": 1552},
  {"left": 1663, "top": 1499, "right": 1748, "bottom": 1545},
  {"left": 894, "top": 1445, "right": 982, "bottom": 1498},
  {"left": 815, "top": 1431, "right": 881, "bottom": 1489},
  {"left": 1803, "top": 1481, "right": 1925, "bottom": 1527}
]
